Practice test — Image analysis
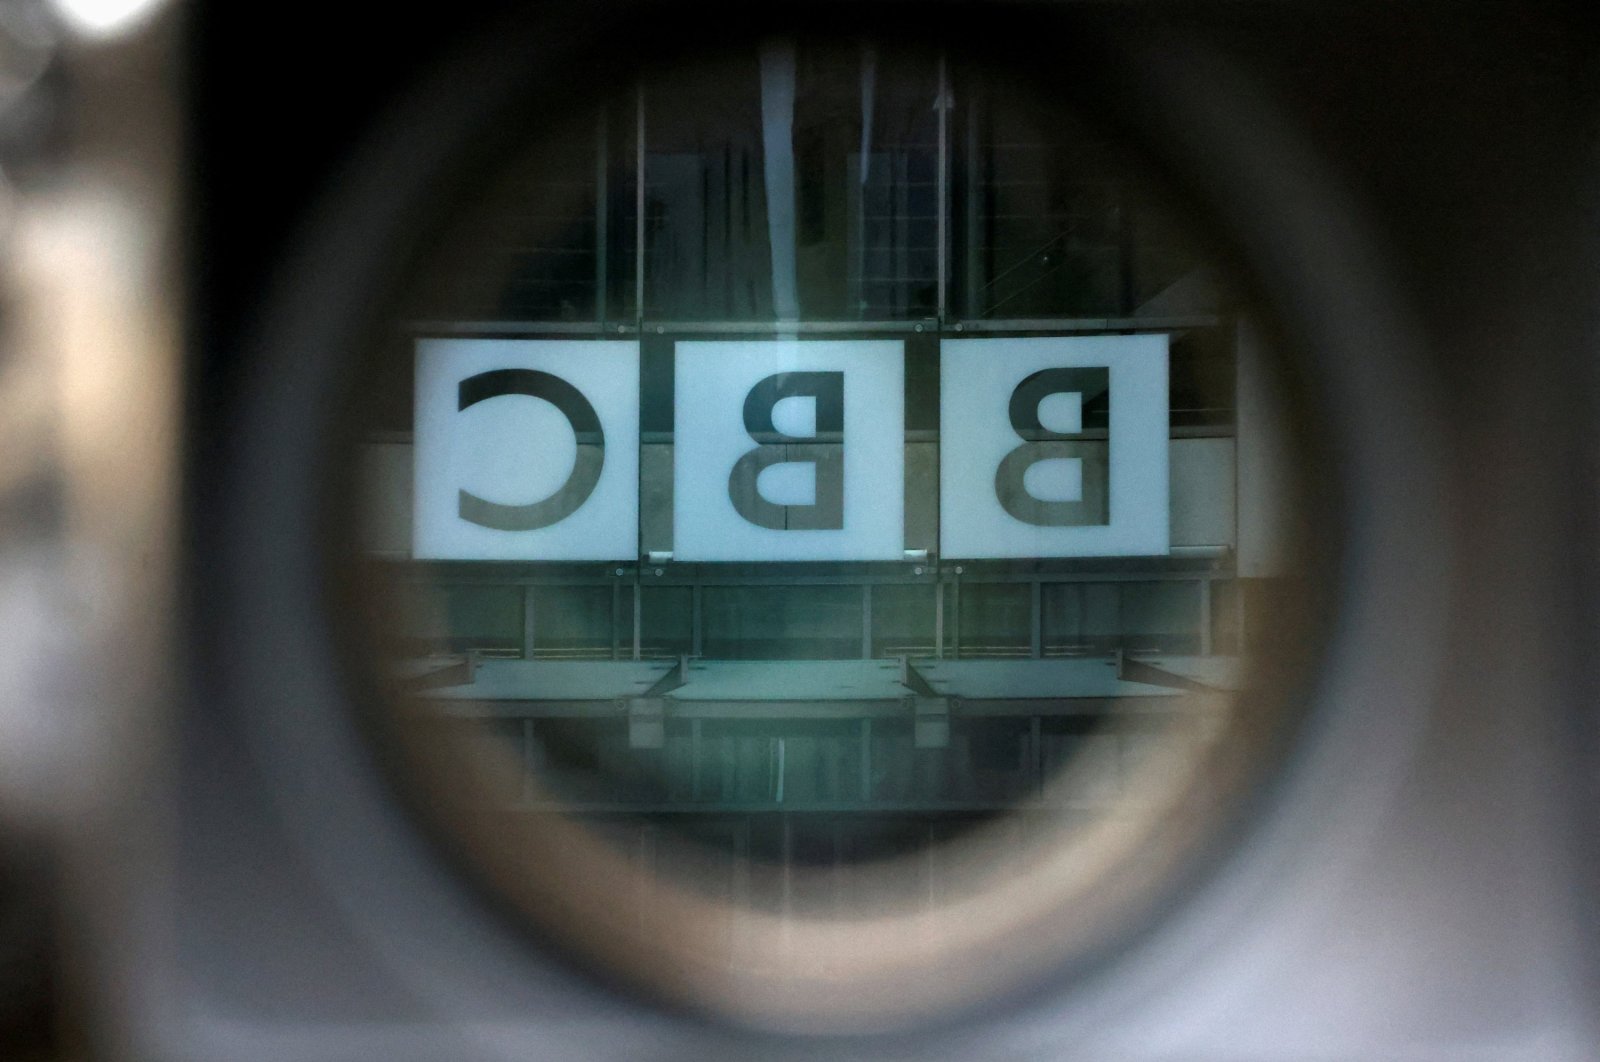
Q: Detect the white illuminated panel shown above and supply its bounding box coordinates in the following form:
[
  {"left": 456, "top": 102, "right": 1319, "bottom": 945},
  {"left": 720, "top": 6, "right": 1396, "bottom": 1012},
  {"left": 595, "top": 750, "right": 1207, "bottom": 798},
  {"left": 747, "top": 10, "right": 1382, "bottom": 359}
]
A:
[
  {"left": 674, "top": 340, "right": 904, "bottom": 561},
  {"left": 413, "top": 338, "right": 639, "bottom": 560},
  {"left": 940, "top": 335, "right": 1169, "bottom": 558}
]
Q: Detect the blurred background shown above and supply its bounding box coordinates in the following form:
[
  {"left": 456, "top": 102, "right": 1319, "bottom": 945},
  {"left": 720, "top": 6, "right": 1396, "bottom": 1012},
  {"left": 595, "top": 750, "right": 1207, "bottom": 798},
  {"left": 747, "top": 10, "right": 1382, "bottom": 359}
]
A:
[{"left": 0, "top": 0, "right": 1596, "bottom": 1058}]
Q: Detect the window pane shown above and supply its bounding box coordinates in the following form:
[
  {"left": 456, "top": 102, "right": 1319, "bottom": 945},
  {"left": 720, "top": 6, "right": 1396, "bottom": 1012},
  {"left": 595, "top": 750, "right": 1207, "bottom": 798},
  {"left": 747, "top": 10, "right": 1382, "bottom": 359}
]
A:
[
  {"left": 643, "top": 53, "right": 772, "bottom": 319},
  {"left": 701, "top": 585, "right": 860, "bottom": 659},
  {"left": 957, "top": 582, "right": 1031, "bottom": 658},
  {"left": 951, "top": 68, "right": 1217, "bottom": 322},
  {"left": 870, "top": 583, "right": 937, "bottom": 658},
  {"left": 1121, "top": 581, "right": 1202, "bottom": 654},
  {"left": 531, "top": 585, "right": 613, "bottom": 657},
  {"left": 644, "top": 44, "right": 940, "bottom": 321},
  {"left": 435, "top": 584, "right": 523, "bottom": 655},
  {"left": 640, "top": 586, "right": 692, "bottom": 659}
]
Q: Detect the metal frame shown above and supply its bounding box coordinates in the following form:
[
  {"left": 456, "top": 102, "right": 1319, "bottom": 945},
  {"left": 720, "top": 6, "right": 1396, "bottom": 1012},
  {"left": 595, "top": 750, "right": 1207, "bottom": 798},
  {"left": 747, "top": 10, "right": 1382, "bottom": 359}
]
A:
[
  {"left": 428, "top": 566, "right": 1231, "bottom": 662},
  {"left": 405, "top": 315, "right": 1224, "bottom": 336},
  {"left": 405, "top": 46, "right": 1232, "bottom": 341},
  {"left": 391, "top": 46, "right": 1243, "bottom": 691},
  {"left": 936, "top": 51, "right": 950, "bottom": 320},
  {"left": 454, "top": 701, "right": 1193, "bottom": 817}
]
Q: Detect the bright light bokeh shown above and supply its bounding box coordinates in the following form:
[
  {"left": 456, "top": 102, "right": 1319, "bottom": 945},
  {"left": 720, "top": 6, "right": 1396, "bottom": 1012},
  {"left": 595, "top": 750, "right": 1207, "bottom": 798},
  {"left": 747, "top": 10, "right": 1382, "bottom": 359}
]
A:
[{"left": 49, "top": 0, "right": 168, "bottom": 39}]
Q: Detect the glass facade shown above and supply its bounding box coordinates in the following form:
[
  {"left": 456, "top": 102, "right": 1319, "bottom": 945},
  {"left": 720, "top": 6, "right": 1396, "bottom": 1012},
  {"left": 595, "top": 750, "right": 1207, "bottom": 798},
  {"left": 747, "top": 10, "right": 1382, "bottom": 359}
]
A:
[{"left": 359, "top": 41, "right": 1301, "bottom": 880}]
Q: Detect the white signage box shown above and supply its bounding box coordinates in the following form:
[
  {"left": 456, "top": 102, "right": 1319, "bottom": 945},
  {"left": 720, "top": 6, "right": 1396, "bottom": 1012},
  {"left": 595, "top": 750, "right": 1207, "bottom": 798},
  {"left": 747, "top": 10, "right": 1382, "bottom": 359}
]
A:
[
  {"left": 939, "top": 335, "right": 1170, "bottom": 559},
  {"left": 674, "top": 340, "right": 905, "bottom": 562},
  {"left": 413, "top": 338, "right": 640, "bottom": 561}
]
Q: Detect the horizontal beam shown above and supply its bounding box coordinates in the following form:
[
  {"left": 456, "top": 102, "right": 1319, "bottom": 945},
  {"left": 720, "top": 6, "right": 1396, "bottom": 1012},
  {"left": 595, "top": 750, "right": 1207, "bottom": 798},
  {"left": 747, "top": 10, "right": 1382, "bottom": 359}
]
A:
[
  {"left": 473, "top": 800, "right": 1134, "bottom": 815},
  {"left": 432, "top": 694, "right": 1195, "bottom": 721},
  {"left": 405, "top": 315, "right": 1226, "bottom": 336}
]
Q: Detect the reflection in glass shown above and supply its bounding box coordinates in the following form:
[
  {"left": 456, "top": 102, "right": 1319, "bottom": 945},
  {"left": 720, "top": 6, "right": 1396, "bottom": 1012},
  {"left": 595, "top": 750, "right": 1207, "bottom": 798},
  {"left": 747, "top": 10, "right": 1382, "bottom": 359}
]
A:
[
  {"left": 345, "top": 39, "right": 1319, "bottom": 1031},
  {"left": 643, "top": 45, "right": 941, "bottom": 320}
]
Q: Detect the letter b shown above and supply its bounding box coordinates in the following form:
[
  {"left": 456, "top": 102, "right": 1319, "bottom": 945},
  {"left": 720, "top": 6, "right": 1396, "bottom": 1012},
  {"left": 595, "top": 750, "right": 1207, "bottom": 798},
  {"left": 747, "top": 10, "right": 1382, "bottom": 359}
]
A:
[
  {"left": 728, "top": 371, "right": 844, "bottom": 530},
  {"left": 994, "top": 367, "right": 1110, "bottom": 526}
]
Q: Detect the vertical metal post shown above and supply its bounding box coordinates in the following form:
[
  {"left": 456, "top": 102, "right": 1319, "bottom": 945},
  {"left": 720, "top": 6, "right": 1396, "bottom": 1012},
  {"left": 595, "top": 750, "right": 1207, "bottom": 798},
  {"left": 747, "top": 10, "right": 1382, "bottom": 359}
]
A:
[
  {"left": 861, "top": 584, "right": 873, "bottom": 659},
  {"left": 934, "top": 580, "right": 944, "bottom": 659},
  {"left": 521, "top": 585, "right": 537, "bottom": 660},
  {"left": 595, "top": 106, "right": 609, "bottom": 324},
  {"left": 632, "top": 581, "right": 643, "bottom": 661},
  {"left": 1199, "top": 577, "right": 1213, "bottom": 656},
  {"left": 1030, "top": 579, "right": 1043, "bottom": 659},
  {"left": 859, "top": 717, "right": 872, "bottom": 801},
  {"left": 611, "top": 581, "right": 622, "bottom": 660},
  {"left": 1030, "top": 715, "right": 1043, "bottom": 800},
  {"left": 964, "top": 91, "right": 983, "bottom": 318},
  {"left": 855, "top": 43, "right": 876, "bottom": 319},
  {"left": 521, "top": 718, "right": 536, "bottom": 803},
  {"left": 691, "top": 717, "right": 703, "bottom": 801},
  {"left": 951, "top": 577, "right": 962, "bottom": 660},
  {"left": 936, "top": 52, "right": 949, "bottom": 321},
  {"left": 774, "top": 737, "right": 786, "bottom": 804},
  {"left": 1073, "top": 582, "right": 1086, "bottom": 654},
  {"left": 691, "top": 583, "right": 704, "bottom": 656},
  {"left": 635, "top": 84, "right": 647, "bottom": 320}
]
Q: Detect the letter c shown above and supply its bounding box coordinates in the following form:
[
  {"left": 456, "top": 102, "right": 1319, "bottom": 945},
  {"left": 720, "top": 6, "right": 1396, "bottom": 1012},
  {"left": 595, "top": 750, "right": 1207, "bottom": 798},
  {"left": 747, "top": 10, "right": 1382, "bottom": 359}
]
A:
[{"left": 456, "top": 368, "right": 605, "bottom": 531}]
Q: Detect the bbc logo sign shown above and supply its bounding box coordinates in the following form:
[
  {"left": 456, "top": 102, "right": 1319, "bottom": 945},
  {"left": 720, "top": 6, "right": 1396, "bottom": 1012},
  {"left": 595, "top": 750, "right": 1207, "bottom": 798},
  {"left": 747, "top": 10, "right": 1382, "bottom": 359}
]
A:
[
  {"left": 940, "top": 336, "right": 1169, "bottom": 559},
  {"left": 413, "top": 336, "right": 1169, "bottom": 561}
]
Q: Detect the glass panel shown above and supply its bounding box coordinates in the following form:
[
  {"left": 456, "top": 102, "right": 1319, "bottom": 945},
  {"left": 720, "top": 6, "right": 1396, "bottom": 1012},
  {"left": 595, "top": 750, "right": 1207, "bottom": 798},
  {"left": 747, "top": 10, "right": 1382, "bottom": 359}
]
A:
[
  {"left": 870, "top": 583, "right": 937, "bottom": 658},
  {"left": 952, "top": 71, "right": 1127, "bottom": 318},
  {"left": 1042, "top": 581, "right": 1203, "bottom": 654},
  {"left": 400, "top": 105, "right": 634, "bottom": 325},
  {"left": 695, "top": 722, "right": 779, "bottom": 803},
  {"left": 956, "top": 582, "right": 1032, "bottom": 658},
  {"left": 1040, "top": 583, "right": 1087, "bottom": 657},
  {"left": 954, "top": 719, "right": 1033, "bottom": 803},
  {"left": 643, "top": 53, "right": 773, "bottom": 319},
  {"left": 529, "top": 718, "right": 620, "bottom": 802},
  {"left": 1170, "top": 324, "right": 1238, "bottom": 429},
  {"left": 700, "top": 585, "right": 859, "bottom": 659},
  {"left": 778, "top": 722, "right": 861, "bottom": 803},
  {"left": 644, "top": 44, "right": 940, "bottom": 320},
  {"left": 951, "top": 66, "right": 1216, "bottom": 322},
  {"left": 603, "top": 100, "right": 641, "bottom": 323},
  {"left": 433, "top": 584, "right": 523, "bottom": 655},
  {"left": 531, "top": 585, "right": 613, "bottom": 658},
  {"left": 845, "top": 48, "right": 940, "bottom": 319},
  {"left": 1080, "top": 582, "right": 1124, "bottom": 652},
  {"left": 343, "top": 37, "right": 1324, "bottom": 1026},
  {"left": 492, "top": 147, "right": 598, "bottom": 322},
  {"left": 1120, "top": 580, "right": 1203, "bottom": 654},
  {"left": 640, "top": 586, "right": 693, "bottom": 658}
]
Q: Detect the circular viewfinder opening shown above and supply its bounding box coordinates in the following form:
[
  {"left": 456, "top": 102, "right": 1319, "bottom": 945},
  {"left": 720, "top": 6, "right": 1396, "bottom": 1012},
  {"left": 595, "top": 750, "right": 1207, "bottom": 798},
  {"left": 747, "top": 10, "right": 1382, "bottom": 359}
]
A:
[{"left": 331, "top": 36, "right": 1331, "bottom": 1036}]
